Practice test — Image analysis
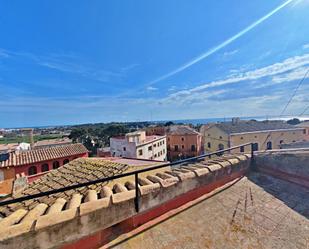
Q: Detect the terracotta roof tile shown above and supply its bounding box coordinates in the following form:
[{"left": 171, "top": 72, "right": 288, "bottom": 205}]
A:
[
  {"left": 0, "top": 143, "right": 88, "bottom": 168},
  {"left": 0, "top": 158, "right": 129, "bottom": 216}
]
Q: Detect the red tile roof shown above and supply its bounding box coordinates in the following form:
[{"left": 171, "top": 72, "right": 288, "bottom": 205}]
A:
[{"left": 0, "top": 143, "right": 88, "bottom": 168}]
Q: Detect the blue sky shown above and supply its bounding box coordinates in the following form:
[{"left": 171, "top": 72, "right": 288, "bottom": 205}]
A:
[{"left": 0, "top": 0, "right": 309, "bottom": 127}]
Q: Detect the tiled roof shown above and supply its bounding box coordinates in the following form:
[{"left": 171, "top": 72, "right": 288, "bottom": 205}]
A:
[
  {"left": 213, "top": 120, "right": 300, "bottom": 134},
  {"left": 166, "top": 126, "right": 200, "bottom": 135},
  {"left": 0, "top": 143, "right": 88, "bottom": 168},
  {"left": 0, "top": 158, "right": 129, "bottom": 216},
  {"left": 0, "top": 154, "right": 247, "bottom": 218}
]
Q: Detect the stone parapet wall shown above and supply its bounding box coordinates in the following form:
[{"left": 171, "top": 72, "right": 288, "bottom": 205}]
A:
[
  {"left": 0, "top": 154, "right": 250, "bottom": 249},
  {"left": 255, "top": 149, "right": 309, "bottom": 187}
]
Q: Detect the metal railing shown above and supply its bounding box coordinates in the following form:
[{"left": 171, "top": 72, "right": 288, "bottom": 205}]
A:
[{"left": 0, "top": 143, "right": 254, "bottom": 212}]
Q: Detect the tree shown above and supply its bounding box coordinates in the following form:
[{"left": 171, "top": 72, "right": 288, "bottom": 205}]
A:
[
  {"left": 164, "top": 121, "right": 174, "bottom": 126},
  {"left": 287, "top": 118, "right": 300, "bottom": 125}
]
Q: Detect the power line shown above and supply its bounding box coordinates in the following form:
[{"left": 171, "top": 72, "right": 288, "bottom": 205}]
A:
[{"left": 280, "top": 68, "right": 309, "bottom": 117}]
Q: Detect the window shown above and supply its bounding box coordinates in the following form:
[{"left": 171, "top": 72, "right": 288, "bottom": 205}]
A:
[
  {"left": 154, "top": 143, "right": 157, "bottom": 147},
  {"left": 240, "top": 137, "right": 243, "bottom": 140},
  {"left": 240, "top": 146, "right": 244, "bottom": 153},
  {"left": 217, "top": 144, "right": 224, "bottom": 156},
  {"left": 167, "top": 145, "right": 170, "bottom": 150},
  {"left": 175, "top": 145, "right": 179, "bottom": 151},
  {"left": 53, "top": 161, "right": 60, "bottom": 169},
  {"left": 219, "top": 136, "right": 222, "bottom": 139},
  {"left": 157, "top": 142, "right": 160, "bottom": 147},
  {"left": 28, "top": 166, "right": 37, "bottom": 175},
  {"left": 63, "top": 159, "right": 69, "bottom": 164},
  {"left": 138, "top": 149, "right": 143, "bottom": 156},
  {"left": 162, "top": 140, "right": 165, "bottom": 144},
  {"left": 303, "top": 129, "right": 306, "bottom": 134},
  {"left": 41, "top": 164, "right": 49, "bottom": 172},
  {"left": 182, "top": 145, "right": 184, "bottom": 149},
  {"left": 280, "top": 140, "right": 284, "bottom": 144},
  {"left": 148, "top": 146, "right": 152, "bottom": 151},
  {"left": 154, "top": 154, "right": 157, "bottom": 158},
  {"left": 252, "top": 143, "right": 259, "bottom": 151},
  {"left": 181, "top": 137, "right": 184, "bottom": 141},
  {"left": 254, "top": 135, "right": 257, "bottom": 138},
  {"left": 208, "top": 134, "right": 210, "bottom": 137},
  {"left": 123, "top": 147, "right": 126, "bottom": 151},
  {"left": 266, "top": 141, "right": 272, "bottom": 150},
  {"left": 191, "top": 145, "right": 196, "bottom": 152},
  {"left": 207, "top": 142, "right": 211, "bottom": 148}
]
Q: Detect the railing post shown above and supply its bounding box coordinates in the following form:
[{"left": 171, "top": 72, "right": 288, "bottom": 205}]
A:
[
  {"left": 251, "top": 143, "right": 254, "bottom": 166},
  {"left": 134, "top": 173, "right": 139, "bottom": 212}
]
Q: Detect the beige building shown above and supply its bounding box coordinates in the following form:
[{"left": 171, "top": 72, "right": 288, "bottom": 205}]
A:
[
  {"left": 110, "top": 131, "right": 167, "bottom": 161},
  {"left": 201, "top": 118, "right": 306, "bottom": 153},
  {"left": 296, "top": 121, "right": 309, "bottom": 141}
]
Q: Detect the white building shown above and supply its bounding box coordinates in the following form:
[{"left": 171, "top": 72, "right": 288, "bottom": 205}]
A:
[{"left": 110, "top": 131, "right": 167, "bottom": 161}]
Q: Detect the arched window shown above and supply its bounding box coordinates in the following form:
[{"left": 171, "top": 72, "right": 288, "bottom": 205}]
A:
[
  {"left": 266, "top": 141, "right": 272, "bottom": 150},
  {"left": 63, "top": 159, "right": 69, "bottom": 165},
  {"left": 28, "top": 166, "right": 37, "bottom": 175},
  {"left": 41, "top": 164, "right": 49, "bottom": 172},
  {"left": 191, "top": 145, "right": 196, "bottom": 152},
  {"left": 53, "top": 161, "right": 60, "bottom": 169}
]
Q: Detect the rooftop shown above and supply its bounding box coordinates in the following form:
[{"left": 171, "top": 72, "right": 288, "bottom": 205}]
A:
[
  {"left": 0, "top": 158, "right": 128, "bottom": 216},
  {"left": 166, "top": 125, "right": 201, "bottom": 135},
  {"left": 33, "top": 138, "right": 72, "bottom": 148},
  {"left": 0, "top": 149, "right": 308, "bottom": 249},
  {"left": 213, "top": 120, "right": 301, "bottom": 134},
  {"left": 0, "top": 143, "right": 88, "bottom": 168},
  {"left": 109, "top": 172, "right": 309, "bottom": 249}
]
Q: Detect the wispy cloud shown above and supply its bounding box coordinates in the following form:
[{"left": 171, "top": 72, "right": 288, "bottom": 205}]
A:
[
  {"left": 162, "top": 53, "right": 309, "bottom": 104},
  {"left": 303, "top": 43, "right": 309, "bottom": 49},
  {"left": 146, "top": 0, "right": 294, "bottom": 86},
  {"left": 222, "top": 49, "right": 239, "bottom": 58},
  {"left": 0, "top": 48, "right": 129, "bottom": 83},
  {"left": 146, "top": 86, "right": 158, "bottom": 91}
]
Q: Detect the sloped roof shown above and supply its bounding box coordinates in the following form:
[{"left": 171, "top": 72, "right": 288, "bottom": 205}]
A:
[
  {"left": 0, "top": 158, "right": 129, "bottom": 216},
  {"left": 213, "top": 120, "right": 300, "bottom": 134},
  {"left": 167, "top": 126, "right": 200, "bottom": 135},
  {"left": 0, "top": 143, "right": 88, "bottom": 168}
]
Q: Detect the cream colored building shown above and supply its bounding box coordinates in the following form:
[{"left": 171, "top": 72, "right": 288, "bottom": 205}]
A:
[
  {"left": 110, "top": 131, "right": 167, "bottom": 161},
  {"left": 201, "top": 118, "right": 306, "bottom": 153}
]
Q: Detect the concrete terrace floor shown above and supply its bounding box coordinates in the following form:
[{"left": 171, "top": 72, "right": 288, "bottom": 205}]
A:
[{"left": 108, "top": 172, "right": 309, "bottom": 249}]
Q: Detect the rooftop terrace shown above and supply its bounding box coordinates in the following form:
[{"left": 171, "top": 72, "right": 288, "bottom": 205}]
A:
[
  {"left": 108, "top": 172, "right": 309, "bottom": 249},
  {"left": 0, "top": 147, "right": 308, "bottom": 249}
]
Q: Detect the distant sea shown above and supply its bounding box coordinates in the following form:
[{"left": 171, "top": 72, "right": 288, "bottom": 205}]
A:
[
  {"left": 3, "top": 115, "right": 309, "bottom": 129},
  {"left": 160, "top": 115, "right": 309, "bottom": 125}
]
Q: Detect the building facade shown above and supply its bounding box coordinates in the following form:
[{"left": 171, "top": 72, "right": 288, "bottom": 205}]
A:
[
  {"left": 110, "top": 131, "right": 167, "bottom": 161},
  {"left": 201, "top": 119, "right": 306, "bottom": 153},
  {"left": 166, "top": 126, "right": 203, "bottom": 161},
  {"left": 296, "top": 121, "right": 309, "bottom": 141},
  {"left": 0, "top": 143, "right": 88, "bottom": 184}
]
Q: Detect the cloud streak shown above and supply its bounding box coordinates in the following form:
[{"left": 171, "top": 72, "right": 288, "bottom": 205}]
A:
[
  {"left": 147, "top": 0, "right": 294, "bottom": 86},
  {"left": 161, "top": 53, "right": 309, "bottom": 104}
]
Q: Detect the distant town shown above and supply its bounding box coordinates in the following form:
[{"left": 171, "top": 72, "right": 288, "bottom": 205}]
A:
[{"left": 0, "top": 117, "right": 308, "bottom": 196}]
